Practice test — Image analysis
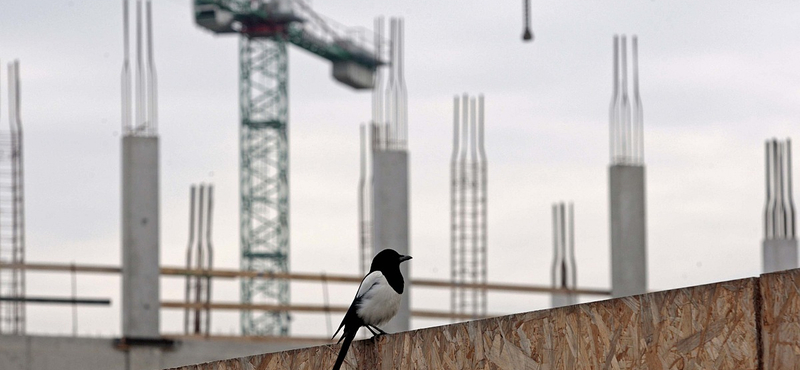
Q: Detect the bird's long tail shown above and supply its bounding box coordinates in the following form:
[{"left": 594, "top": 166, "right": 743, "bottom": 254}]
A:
[{"left": 332, "top": 330, "right": 356, "bottom": 370}]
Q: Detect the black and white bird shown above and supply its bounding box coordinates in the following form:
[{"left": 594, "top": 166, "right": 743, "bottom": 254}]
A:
[{"left": 331, "top": 249, "right": 412, "bottom": 370}]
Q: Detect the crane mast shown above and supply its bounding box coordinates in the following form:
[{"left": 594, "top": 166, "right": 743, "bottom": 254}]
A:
[{"left": 194, "top": 0, "right": 381, "bottom": 335}]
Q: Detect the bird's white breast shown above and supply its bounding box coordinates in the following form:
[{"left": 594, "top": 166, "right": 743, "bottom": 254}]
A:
[{"left": 356, "top": 272, "right": 402, "bottom": 326}]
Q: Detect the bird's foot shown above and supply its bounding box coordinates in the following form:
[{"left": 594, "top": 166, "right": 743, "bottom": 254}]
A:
[{"left": 368, "top": 325, "right": 388, "bottom": 337}]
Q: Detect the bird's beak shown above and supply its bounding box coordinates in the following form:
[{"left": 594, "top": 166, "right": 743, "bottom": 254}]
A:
[{"left": 399, "top": 255, "right": 412, "bottom": 263}]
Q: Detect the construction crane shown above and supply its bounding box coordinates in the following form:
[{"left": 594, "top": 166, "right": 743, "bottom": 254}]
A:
[{"left": 193, "top": 0, "right": 382, "bottom": 336}]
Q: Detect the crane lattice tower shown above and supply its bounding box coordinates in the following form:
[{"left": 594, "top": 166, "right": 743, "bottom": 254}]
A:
[{"left": 193, "top": 0, "right": 382, "bottom": 335}]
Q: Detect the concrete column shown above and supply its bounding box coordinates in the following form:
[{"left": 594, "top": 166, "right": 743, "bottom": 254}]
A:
[
  {"left": 121, "top": 136, "right": 160, "bottom": 338},
  {"left": 551, "top": 293, "right": 576, "bottom": 308},
  {"left": 128, "top": 347, "right": 162, "bottom": 370},
  {"left": 372, "top": 150, "right": 410, "bottom": 333},
  {"left": 609, "top": 165, "right": 647, "bottom": 298},
  {"left": 763, "top": 239, "right": 798, "bottom": 273}
]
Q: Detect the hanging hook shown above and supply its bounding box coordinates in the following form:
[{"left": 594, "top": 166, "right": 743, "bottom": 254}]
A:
[{"left": 522, "top": 0, "right": 534, "bottom": 42}]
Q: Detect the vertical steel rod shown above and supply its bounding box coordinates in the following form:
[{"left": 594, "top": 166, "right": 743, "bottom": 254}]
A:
[
  {"left": 766, "top": 142, "right": 773, "bottom": 239},
  {"left": 620, "top": 35, "right": 630, "bottom": 164},
  {"left": 135, "top": 0, "right": 144, "bottom": 131},
  {"left": 568, "top": 202, "right": 576, "bottom": 289},
  {"left": 145, "top": 0, "right": 157, "bottom": 134},
  {"left": 610, "top": 36, "right": 619, "bottom": 164},
  {"left": 204, "top": 185, "right": 214, "bottom": 336},
  {"left": 478, "top": 95, "right": 487, "bottom": 316},
  {"left": 184, "top": 186, "right": 196, "bottom": 334},
  {"left": 450, "top": 96, "right": 459, "bottom": 320},
  {"left": 632, "top": 35, "right": 642, "bottom": 164},
  {"left": 194, "top": 185, "right": 205, "bottom": 333},
  {"left": 788, "top": 139, "right": 795, "bottom": 238},
  {"left": 551, "top": 205, "right": 559, "bottom": 288},
  {"left": 122, "top": 0, "right": 131, "bottom": 133}
]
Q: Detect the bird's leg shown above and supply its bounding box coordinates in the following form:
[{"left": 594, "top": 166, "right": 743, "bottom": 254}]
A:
[
  {"left": 365, "top": 325, "right": 380, "bottom": 336},
  {"left": 369, "top": 325, "right": 388, "bottom": 335}
]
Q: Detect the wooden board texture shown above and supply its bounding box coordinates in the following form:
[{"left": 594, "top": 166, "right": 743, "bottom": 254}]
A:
[
  {"left": 761, "top": 269, "right": 800, "bottom": 370},
  {"left": 168, "top": 277, "right": 761, "bottom": 370},
  {"left": 371, "top": 278, "right": 757, "bottom": 369}
]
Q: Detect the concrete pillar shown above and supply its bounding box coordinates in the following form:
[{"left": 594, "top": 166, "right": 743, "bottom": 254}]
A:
[
  {"left": 121, "top": 136, "right": 160, "bottom": 338},
  {"left": 609, "top": 165, "right": 647, "bottom": 298},
  {"left": 128, "top": 347, "right": 162, "bottom": 370},
  {"left": 371, "top": 150, "right": 410, "bottom": 333},
  {"left": 551, "top": 293, "right": 576, "bottom": 308},
  {"left": 763, "top": 239, "right": 798, "bottom": 273}
]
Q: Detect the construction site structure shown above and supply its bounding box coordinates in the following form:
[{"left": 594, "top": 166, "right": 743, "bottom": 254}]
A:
[
  {"left": 121, "top": 0, "right": 160, "bottom": 342},
  {"left": 0, "top": 59, "right": 25, "bottom": 335},
  {"left": 763, "top": 138, "right": 797, "bottom": 273},
  {"left": 193, "top": 0, "right": 383, "bottom": 336},
  {"left": 183, "top": 184, "right": 215, "bottom": 336},
  {"left": 609, "top": 34, "right": 647, "bottom": 298},
  {"left": 360, "top": 17, "right": 410, "bottom": 332},
  {"left": 550, "top": 202, "right": 576, "bottom": 307},
  {"left": 450, "top": 94, "right": 487, "bottom": 320}
]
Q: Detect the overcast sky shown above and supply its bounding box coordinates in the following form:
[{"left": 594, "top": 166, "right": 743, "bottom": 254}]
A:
[{"left": 1, "top": 0, "right": 799, "bottom": 338}]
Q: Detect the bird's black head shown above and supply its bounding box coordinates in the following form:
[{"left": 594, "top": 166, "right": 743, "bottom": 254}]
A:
[{"left": 369, "top": 249, "right": 412, "bottom": 274}]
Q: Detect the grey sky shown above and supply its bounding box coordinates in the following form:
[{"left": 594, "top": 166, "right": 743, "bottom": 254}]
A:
[{"left": 1, "top": 0, "right": 799, "bottom": 337}]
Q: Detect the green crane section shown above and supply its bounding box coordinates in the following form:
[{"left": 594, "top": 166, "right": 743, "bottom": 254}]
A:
[{"left": 194, "top": 0, "right": 381, "bottom": 335}]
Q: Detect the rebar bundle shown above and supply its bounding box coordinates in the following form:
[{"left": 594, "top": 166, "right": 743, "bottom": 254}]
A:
[
  {"left": 372, "top": 17, "right": 406, "bottom": 151},
  {"left": 765, "top": 139, "right": 796, "bottom": 240},
  {"left": 551, "top": 202, "right": 576, "bottom": 292},
  {"left": 358, "top": 124, "right": 372, "bottom": 275},
  {"left": 610, "top": 35, "right": 643, "bottom": 165},
  {"left": 0, "top": 60, "right": 25, "bottom": 334},
  {"left": 122, "top": 0, "right": 158, "bottom": 136},
  {"left": 184, "top": 184, "right": 214, "bottom": 336},
  {"left": 360, "top": 16, "right": 408, "bottom": 274},
  {"left": 450, "top": 94, "right": 487, "bottom": 320}
]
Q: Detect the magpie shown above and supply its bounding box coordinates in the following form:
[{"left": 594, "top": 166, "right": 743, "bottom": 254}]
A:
[{"left": 331, "top": 249, "right": 412, "bottom": 370}]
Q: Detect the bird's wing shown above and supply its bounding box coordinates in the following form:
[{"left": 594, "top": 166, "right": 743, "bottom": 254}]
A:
[
  {"left": 332, "top": 271, "right": 384, "bottom": 340},
  {"left": 355, "top": 271, "right": 384, "bottom": 299}
]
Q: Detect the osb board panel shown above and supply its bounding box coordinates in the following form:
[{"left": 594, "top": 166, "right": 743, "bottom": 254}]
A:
[
  {"left": 760, "top": 269, "right": 800, "bottom": 370},
  {"left": 165, "top": 339, "right": 366, "bottom": 370},
  {"left": 373, "top": 278, "right": 758, "bottom": 370},
  {"left": 166, "top": 278, "right": 758, "bottom": 370}
]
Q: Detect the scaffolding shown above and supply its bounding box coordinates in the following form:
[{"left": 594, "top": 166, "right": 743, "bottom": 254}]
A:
[
  {"left": 451, "top": 94, "right": 487, "bottom": 320},
  {"left": 0, "top": 60, "right": 25, "bottom": 334}
]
